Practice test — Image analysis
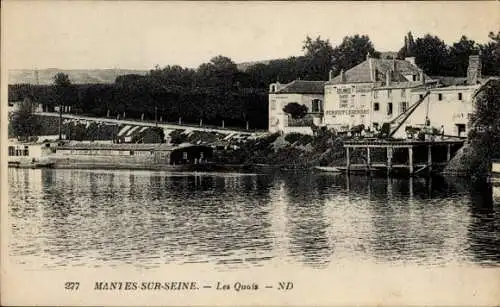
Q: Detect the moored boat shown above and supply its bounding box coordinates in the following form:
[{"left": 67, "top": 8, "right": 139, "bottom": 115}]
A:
[
  {"left": 8, "top": 142, "right": 55, "bottom": 169},
  {"left": 314, "top": 166, "right": 343, "bottom": 173}
]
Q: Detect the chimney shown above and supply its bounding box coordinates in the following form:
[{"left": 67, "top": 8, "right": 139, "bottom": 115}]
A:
[
  {"left": 329, "top": 70, "right": 333, "bottom": 81},
  {"left": 385, "top": 70, "right": 391, "bottom": 87},
  {"left": 369, "top": 58, "right": 375, "bottom": 82},
  {"left": 405, "top": 57, "right": 416, "bottom": 66},
  {"left": 467, "top": 55, "right": 482, "bottom": 85},
  {"left": 340, "top": 69, "right": 345, "bottom": 83}
]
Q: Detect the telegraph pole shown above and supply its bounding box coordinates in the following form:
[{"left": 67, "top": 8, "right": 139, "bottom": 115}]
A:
[
  {"left": 155, "top": 106, "right": 158, "bottom": 127},
  {"left": 58, "top": 103, "right": 63, "bottom": 140}
]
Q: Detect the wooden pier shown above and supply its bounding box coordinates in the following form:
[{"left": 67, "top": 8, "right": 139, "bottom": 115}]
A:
[{"left": 343, "top": 139, "right": 465, "bottom": 176}]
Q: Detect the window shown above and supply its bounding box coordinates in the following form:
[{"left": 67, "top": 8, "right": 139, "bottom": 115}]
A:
[
  {"left": 387, "top": 103, "right": 393, "bottom": 115},
  {"left": 419, "top": 94, "right": 424, "bottom": 100},
  {"left": 312, "top": 99, "right": 321, "bottom": 112},
  {"left": 182, "top": 152, "right": 188, "bottom": 159},
  {"left": 130, "top": 151, "right": 134, "bottom": 155},
  {"left": 339, "top": 94, "right": 349, "bottom": 108},
  {"left": 458, "top": 93, "right": 463, "bottom": 100},
  {"left": 400, "top": 102, "right": 408, "bottom": 113},
  {"left": 374, "top": 102, "right": 380, "bottom": 111},
  {"left": 8, "top": 146, "right": 14, "bottom": 156},
  {"left": 24, "top": 149, "right": 29, "bottom": 156},
  {"left": 412, "top": 75, "right": 417, "bottom": 81},
  {"left": 373, "top": 91, "right": 378, "bottom": 99},
  {"left": 401, "top": 89, "right": 406, "bottom": 98},
  {"left": 438, "top": 93, "right": 443, "bottom": 101},
  {"left": 387, "top": 89, "right": 392, "bottom": 99}
]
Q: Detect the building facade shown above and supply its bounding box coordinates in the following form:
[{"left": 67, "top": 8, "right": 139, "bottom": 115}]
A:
[
  {"left": 268, "top": 80, "right": 325, "bottom": 134},
  {"left": 323, "top": 55, "right": 436, "bottom": 131},
  {"left": 268, "top": 55, "right": 494, "bottom": 138}
]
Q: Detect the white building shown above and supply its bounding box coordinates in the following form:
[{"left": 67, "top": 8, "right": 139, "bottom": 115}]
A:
[
  {"left": 323, "top": 54, "right": 492, "bottom": 138},
  {"left": 8, "top": 100, "right": 43, "bottom": 114},
  {"left": 323, "top": 55, "right": 436, "bottom": 132},
  {"left": 268, "top": 80, "right": 325, "bottom": 134}
]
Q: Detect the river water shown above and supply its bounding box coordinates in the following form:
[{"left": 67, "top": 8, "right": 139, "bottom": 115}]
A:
[{"left": 7, "top": 168, "right": 500, "bottom": 270}]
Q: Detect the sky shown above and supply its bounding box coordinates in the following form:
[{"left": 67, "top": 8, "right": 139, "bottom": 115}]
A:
[{"left": 2, "top": 1, "right": 499, "bottom": 70}]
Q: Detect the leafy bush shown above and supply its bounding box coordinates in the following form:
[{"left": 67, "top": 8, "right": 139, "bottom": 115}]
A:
[
  {"left": 284, "top": 133, "right": 303, "bottom": 144},
  {"left": 169, "top": 130, "right": 187, "bottom": 145},
  {"left": 283, "top": 103, "right": 308, "bottom": 119}
]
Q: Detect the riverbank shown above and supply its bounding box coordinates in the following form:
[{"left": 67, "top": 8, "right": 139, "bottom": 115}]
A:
[{"left": 213, "top": 130, "right": 347, "bottom": 170}]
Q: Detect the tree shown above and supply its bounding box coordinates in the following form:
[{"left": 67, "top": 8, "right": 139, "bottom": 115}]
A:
[
  {"left": 479, "top": 31, "right": 500, "bottom": 76},
  {"left": 467, "top": 79, "right": 500, "bottom": 174},
  {"left": 449, "top": 35, "right": 479, "bottom": 77},
  {"left": 53, "top": 72, "right": 75, "bottom": 108},
  {"left": 412, "top": 34, "right": 451, "bottom": 75},
  {"left": 9, "top": 98, "right": 42, "bottom": 141},
  {"left": 331, "top": 34, "right": 380, "bottom": 75},
  {"left": 302, "top": 36, "right": 335, "bottom": 80},
  {"left": 283, "top": 102, "right": 308, "bottom": 119},
  {"left": 397, "top": 32, "right": 416, "bottom": 59}
]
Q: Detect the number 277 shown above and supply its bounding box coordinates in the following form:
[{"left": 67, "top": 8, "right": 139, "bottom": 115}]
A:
[{"left": 65, "top": 282, "right": 80, "bottom": 290}]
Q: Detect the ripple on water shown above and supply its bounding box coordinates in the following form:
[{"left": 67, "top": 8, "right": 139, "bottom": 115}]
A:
[{"left": 7, "top": 168, "right": 500, "bottom": 270}]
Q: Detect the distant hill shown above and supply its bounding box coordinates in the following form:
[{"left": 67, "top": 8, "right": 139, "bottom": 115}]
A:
[
  {"left": 8, "top": 69, "right": 149, "bottom": 85},
  {"left": 236, "top": 59, "right": 279, "bottom": 72}
]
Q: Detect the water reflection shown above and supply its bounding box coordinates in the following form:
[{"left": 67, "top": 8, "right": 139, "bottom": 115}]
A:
[{"left": 8, "top": 168, "right": 500, "bottom": 270}]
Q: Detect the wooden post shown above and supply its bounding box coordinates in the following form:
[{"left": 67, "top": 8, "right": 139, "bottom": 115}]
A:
[
  {"left": 58, "top": 104, "right": 63, "bottom": 140},
  {"left": 386, "top": 176, "right": 393, "bottom": 198},
  {"left": 409, "top": 176, "right": 414, "bottom": 199},
  {"left": 447, "top": 144, "right": 451, "bottom": 161},
  {"left": 346, "top": 147, "right": 351, "bottom": 174},
  {"left": 428, "top": 145, "right": 432, "bottom": 173},
  {"left": 386, "top": 147, "right": 392, "bottom": 176},
  {"left": 366, "top": 147, "right": 371, "bottom": 173},
  {"left": 408, "top": 147, "right": 414, "bottom": 175}
]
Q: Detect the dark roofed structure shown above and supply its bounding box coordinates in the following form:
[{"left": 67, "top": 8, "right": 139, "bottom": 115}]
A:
[
  {"left": 274, "top": 80, "right": 325, "bottom": 94},
  {"left": 327, "top": 58, "right": 432, "bottom": 85}
]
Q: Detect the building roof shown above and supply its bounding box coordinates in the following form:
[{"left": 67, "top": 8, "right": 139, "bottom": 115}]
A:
[
  {"left": 57, "top": 142, "right": 216, "bottom": 151},
  {"left": 431, "top": 76, "right": 500, "bottom": 87},
  {"left": 274, "top": 80, "right": 325, "bottom": 94},
  {"left": 58, "top": 143, "right": 176, "bottom": 151},
  {"left": 326, "top": 58, "right": 432, "bottom": 85}
]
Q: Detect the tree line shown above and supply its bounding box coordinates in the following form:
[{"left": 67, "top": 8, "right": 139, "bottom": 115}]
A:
[{"left": 8, "top": 31, "right": 500, "bottom": 130}]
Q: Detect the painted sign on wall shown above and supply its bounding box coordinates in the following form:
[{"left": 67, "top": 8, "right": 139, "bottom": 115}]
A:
[{"left": 325, "top": 109, "right": 369, "bottom": 116}]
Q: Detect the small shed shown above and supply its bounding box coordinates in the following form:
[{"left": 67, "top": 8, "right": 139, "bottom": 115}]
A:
[{"left": 170, "top": 143, "right": 213, "bottom": 165}]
